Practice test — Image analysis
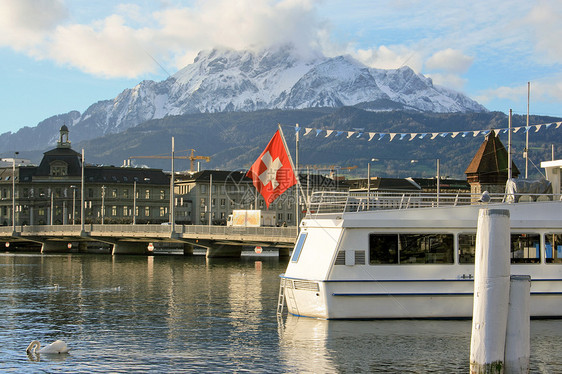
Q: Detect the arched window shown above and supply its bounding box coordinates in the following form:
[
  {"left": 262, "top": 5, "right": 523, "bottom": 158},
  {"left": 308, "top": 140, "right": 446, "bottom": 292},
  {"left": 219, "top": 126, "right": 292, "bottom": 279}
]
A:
[{"left": 50, "top": 161, "right": 68, "bottom": 176}]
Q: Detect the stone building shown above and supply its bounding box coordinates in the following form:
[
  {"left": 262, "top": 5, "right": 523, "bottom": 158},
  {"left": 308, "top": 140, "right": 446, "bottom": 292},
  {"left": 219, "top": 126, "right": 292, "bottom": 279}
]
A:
[
  {"left": 175, "top": 170, "right": 342, "bottom": 226},
  {"left": 465, "top": 131, "right": 520, "bottom": 196},
  {"left": 0, "top": 126, "right": 171, "bottom": 226}
]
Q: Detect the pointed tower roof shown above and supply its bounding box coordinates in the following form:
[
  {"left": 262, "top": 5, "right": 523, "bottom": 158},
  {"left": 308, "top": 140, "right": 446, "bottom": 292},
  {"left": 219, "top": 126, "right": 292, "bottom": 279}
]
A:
[{"left": 465, "top": 130, "right": 519, "bottom": 183}]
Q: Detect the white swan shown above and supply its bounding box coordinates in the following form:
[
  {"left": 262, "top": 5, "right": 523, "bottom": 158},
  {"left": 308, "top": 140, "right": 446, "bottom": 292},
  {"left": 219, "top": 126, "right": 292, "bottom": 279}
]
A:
[{"left": 26, "top": 340, "right": 71, "bottom": 354}]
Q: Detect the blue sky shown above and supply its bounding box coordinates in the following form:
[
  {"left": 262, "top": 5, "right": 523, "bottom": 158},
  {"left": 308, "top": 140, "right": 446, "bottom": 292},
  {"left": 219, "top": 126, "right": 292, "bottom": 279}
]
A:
[{"left": 1, "top": 0, "right": 562, "bottom": 134}]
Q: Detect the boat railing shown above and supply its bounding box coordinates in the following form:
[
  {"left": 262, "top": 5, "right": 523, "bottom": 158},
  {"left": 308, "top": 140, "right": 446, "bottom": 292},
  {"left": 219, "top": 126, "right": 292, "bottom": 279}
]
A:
[{"left": 305, "top": 190, "right": 561, "bottom": 216}]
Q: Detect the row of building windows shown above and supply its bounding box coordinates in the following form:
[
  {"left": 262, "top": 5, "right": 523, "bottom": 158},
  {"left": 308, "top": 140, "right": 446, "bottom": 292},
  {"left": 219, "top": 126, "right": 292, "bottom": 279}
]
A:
[
  {"left": 1, "top": 205, "right": 172, "bottom": 218},
  {"left": 4, "top": 187, "right": 168, "bottom": 200}
]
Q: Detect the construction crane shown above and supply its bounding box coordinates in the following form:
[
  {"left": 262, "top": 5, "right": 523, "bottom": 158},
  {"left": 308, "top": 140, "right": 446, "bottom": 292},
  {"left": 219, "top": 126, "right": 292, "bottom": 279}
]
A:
[{"left": 129, "top": 149, "right": 210, "bottom": 172}]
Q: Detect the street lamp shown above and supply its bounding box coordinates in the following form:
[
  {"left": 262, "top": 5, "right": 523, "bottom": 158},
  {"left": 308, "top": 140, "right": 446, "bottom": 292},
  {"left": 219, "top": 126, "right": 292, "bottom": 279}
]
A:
[
  {"left": 70, "top": 185, "right": 77, "bottom": 225},
  {"left": 12, "top": 151, "right": 18, "bottom": 232},
  {"left": 101, "top": 185, "right": 106, "bottom": 224}
]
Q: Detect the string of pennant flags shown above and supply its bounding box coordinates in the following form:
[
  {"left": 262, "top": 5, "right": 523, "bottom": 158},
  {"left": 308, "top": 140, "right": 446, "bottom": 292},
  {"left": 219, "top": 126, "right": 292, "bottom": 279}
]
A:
[{"left": 289, "top": 121, "right": 562, "bottom": 142}]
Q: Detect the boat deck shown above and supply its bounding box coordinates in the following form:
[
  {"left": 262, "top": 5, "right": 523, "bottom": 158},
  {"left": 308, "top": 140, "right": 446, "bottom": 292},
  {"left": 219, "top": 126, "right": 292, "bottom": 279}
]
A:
[{"left": 306, "top": 190, "right": 561, "bottom": 216}]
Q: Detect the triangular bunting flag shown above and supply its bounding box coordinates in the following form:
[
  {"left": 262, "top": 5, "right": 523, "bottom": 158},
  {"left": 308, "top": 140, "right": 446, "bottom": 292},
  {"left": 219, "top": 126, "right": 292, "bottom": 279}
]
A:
[
  {"left": 389, "top": 133, "right": 397, "bottom": 141},
  {"left": 494, "top": 129, "right": 501, "bottom": 136},
  {"left": 378, "top": 133, "right": 386, "bottom": 141},
  {"left": 368, "top": 132, "right": 376, "bottom": 141},
  {"left": 409, "top": 134, "right": 417, "bottom": 141},
  {"left": 420, "top": 133, "right": 428, "bottom": 139},
  {"left": 513, "top": 127, "right": 521, "bottom": 133},
  {"left": 440, "top": 133, "right": 448, "bottom": 138},
  {"left": 399, "top": 133, "right": 407, "bottom": 140},
  {"left": 325, "top": 130, "right": 334, "bottom": 137},
  {"left": 347, "top": 131, "right": 355, "bottom": 138},
  {"left": 556, "top": 122, "right": 562, "bottom": 129},
  {"left": 451, "top": 132, "right": 459, "bottom": 138},
  {"left": 315, "top": 129, "right": 322, "bottom": 136},
  {"left": 431, "top": 133, "right": 439, "bottom": 140},
  {"left": 304, "top": 128, "right": 312, "bottom": 136},
  {"left": 472, "top": 131, "right": 480, "bottom": 137},
  {"left": 535, "top": 125, "right": 542, "bottom": 132}
]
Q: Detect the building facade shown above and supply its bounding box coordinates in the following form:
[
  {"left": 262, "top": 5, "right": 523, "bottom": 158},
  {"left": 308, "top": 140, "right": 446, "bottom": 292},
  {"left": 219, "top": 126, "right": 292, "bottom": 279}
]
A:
[
  {"left": 0, "top": 126, "right": 171, "bottom": 226},
  {"left": 175, "top": 170, "right": 342, "bottom": 226}
]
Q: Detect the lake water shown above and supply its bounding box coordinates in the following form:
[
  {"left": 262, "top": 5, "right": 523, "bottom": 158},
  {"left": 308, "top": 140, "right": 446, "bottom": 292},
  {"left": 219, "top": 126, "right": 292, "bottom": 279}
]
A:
[{"left": 1, "top": 252, "right": 561, "bottom": 373}]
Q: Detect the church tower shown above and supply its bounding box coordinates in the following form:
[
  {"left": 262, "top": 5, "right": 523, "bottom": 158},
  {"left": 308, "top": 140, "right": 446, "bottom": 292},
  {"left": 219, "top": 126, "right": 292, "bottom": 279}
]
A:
[{"left": 465, "top": 130, "right": 520, "bottom": 196}]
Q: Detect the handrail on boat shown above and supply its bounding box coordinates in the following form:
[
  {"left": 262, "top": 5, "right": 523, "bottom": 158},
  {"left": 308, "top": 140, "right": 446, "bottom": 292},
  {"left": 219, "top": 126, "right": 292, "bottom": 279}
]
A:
[{"left": 305, "top": 190, "right": 561, "bottom": 218}]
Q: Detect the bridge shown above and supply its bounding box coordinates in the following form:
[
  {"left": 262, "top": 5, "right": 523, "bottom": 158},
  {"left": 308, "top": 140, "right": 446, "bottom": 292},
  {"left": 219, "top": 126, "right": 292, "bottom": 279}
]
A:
[{"left": 0, "top": 224, "right": 298, "bottom": 257}]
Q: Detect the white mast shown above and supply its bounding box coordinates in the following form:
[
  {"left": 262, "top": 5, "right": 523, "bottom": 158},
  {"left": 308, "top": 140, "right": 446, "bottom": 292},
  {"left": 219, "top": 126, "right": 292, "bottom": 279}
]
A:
[
  {"left": 508, "top": 109, "right": 512, "bottom": 181},
  {"left": 525, "top": 82, "right": 530, "bottom": 178}
]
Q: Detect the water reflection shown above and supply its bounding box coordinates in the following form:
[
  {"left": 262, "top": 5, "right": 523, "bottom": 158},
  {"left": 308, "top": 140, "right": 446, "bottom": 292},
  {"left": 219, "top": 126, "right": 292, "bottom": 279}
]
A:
[
  {"left": 279, "top": 316, "right": 473, "bottom": 373},
  {"left": 2, "top": 252, "right": 562, "bottom": 373}
]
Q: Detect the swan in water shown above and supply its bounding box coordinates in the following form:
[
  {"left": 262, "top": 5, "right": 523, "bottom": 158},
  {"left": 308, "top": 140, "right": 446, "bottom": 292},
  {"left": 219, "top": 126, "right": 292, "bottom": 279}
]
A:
[{"left": 26, "top": 340, "right": 71, "bottom": 354}]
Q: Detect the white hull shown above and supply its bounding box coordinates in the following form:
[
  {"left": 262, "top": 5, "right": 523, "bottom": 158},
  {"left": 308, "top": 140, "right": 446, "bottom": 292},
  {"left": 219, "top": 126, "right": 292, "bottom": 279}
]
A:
[
  {"left": 283, "top": 277, "right": 562, "bottom": 319},
  {"left": 281, "top": 196, "right": 562, "bottom": 320}
]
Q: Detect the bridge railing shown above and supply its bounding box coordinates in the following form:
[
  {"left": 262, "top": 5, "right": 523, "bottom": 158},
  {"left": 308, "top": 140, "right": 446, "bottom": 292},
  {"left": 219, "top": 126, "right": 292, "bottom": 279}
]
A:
[
  {"left": 180, "top": 225, "right": 298, "bottom": 239},
  {"left": 4, "top": 224, "right": 298, "bottom": 241}
]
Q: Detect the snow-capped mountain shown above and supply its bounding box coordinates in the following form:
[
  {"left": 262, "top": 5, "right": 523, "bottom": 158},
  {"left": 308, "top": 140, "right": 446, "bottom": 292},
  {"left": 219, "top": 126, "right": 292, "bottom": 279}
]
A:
[{"left": 0, "top": 45, "right": 486, "bottom": 151}]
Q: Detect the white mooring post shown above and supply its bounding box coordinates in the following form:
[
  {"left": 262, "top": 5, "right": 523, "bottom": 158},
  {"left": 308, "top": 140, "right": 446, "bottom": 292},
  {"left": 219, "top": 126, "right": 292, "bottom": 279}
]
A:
[
  {"left": 470, "top": 209, "right": 511, "bottom": 374},
  {"left": 504, "top": 275, "right": 531, "bottom": 374}
]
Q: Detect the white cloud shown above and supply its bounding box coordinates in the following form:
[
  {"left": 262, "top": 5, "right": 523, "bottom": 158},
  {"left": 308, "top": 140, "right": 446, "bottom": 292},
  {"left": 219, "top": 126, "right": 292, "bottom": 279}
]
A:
[
  {"left": 426, "top": 73, "right": 467, "bottom": 91},
  {"left": 1, "top": 0, "right": 329, "bottom": 78},
  {"left": 476, "top": 79, "right": 562, "bottom": 106},
  {"left": 47, "top": 15, "right": 158, "bottom": 78},
  {"left": 353, "top": 45, "right": 424, "bottom": 72},
  {"left": 0, "top": 0, "right": 67, "bottom": 50},
  {"left": 523, "top": 1, "right": 562, "bottom": 64},
  {"left": 425, "top": 49, "right": 473, "bottom": 74}
]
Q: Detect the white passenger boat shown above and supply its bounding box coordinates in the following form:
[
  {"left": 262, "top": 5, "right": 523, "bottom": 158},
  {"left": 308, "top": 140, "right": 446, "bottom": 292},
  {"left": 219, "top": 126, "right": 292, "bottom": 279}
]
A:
[{"left": 279, "top": 163, "right": 562, "bottom": 319}]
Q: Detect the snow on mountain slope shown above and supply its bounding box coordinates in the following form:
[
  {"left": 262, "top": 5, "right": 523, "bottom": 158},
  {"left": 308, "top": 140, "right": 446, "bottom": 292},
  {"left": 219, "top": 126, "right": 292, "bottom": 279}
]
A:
[{"left": 3, "top": 45, "right": 487, "bottom": 150}]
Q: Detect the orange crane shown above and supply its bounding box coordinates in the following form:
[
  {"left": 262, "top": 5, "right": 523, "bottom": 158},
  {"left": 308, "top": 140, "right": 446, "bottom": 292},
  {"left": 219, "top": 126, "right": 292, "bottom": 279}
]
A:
[{"left": 129, "top": 149, "right": 210, "bottom": 172}]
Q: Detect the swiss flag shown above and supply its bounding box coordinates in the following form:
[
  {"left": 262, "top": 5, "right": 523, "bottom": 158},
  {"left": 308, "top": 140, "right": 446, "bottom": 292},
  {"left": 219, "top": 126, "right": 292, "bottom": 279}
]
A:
[{"left": 247, "top": 129, "right": 297, "bottom": 208}]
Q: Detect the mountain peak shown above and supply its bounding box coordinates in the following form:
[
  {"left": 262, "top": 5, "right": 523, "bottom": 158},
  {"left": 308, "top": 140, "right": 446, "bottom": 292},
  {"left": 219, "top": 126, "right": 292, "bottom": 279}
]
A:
[{"left": 3, "top": 46, "right": 487, "bottom": 151}]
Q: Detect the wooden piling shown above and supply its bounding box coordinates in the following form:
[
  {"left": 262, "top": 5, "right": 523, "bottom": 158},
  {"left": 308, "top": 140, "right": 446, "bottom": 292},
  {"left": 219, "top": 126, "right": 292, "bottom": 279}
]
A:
[
  {"left": 470, "top": 209, "right": 511, "bottom": 374},
  {"left": 504, "top": 275, "right": 531, "bottom": 374}
]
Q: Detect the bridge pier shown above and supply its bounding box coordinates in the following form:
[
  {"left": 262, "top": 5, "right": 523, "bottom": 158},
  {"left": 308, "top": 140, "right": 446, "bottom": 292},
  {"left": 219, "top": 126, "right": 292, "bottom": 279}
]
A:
[
  {"left": 112, "top": 241, "right": 150, "bottom": 255},
  {"left": 278, "top": 247, "right": 291, "bottom": 257},
  {"left": 183, "top": 243, "right": 194, "bottom": 256},
  {"left": 41, "top": 241, "right": 71, "bottom": 253},
  {"left": 78, "top": 241, "right": 88, "bottom": 253},
  {"left": 206, "top": 244, "right": 243, "bottom": 258}
]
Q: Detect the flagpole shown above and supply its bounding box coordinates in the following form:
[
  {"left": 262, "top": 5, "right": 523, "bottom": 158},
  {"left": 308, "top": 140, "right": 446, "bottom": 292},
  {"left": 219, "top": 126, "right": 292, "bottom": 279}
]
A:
[
  {"left": 295, "top": 123, "right": 300, "bottom": 227},
  {"left": 277, "top": 124, "right": 308, "bottom": 225}
]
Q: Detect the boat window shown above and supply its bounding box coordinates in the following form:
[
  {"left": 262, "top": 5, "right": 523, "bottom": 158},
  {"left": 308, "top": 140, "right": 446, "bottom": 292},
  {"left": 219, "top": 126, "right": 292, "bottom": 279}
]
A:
[
  {"left": 458, "top": 234, "right": 476, "bottom": 264},
  {"left": 545, "top": 233, "right": 562, "bottom": 264},
  {"left": 369, "top": 233, "right": 454, "bottom": 264},
  {"left": 369, "top": 234, "right": 398, "bottom": 264},
  {"left": 511, "top": 234, "right": 541, "bottom": 264},
  {"left": 291, "top": 232, "right": 308, "bottom": 263},
  {"left": 399, "top": 234, "right": 454, "bottom": 264}
]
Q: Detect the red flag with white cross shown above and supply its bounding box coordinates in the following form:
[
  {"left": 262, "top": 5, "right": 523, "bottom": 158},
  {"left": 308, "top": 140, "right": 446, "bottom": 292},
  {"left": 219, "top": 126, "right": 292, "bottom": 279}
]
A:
[{"left": 247, "top": 129, "right": 297, "bottom": 208}]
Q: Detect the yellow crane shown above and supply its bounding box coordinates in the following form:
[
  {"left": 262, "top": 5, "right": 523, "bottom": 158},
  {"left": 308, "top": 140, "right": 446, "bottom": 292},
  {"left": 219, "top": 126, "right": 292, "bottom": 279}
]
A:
[{"left": 129, "top": 149, "right": 210, "bottom": 172}]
